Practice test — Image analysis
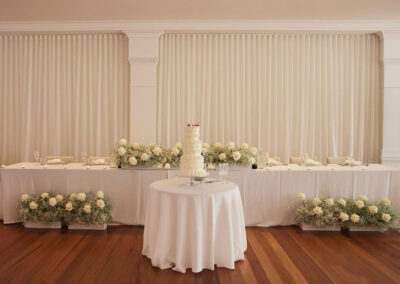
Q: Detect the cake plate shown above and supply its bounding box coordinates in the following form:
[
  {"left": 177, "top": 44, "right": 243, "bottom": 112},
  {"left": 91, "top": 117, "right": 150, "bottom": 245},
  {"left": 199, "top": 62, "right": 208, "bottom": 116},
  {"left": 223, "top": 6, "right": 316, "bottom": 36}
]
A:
[{"left": 176, "top": 172, "right": 210, "bottom": 186}]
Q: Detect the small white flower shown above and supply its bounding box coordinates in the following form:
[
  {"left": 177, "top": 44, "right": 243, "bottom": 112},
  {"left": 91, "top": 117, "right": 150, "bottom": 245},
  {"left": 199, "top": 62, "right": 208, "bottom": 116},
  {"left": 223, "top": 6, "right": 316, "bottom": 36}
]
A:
[
  {"left": 249, "top": 157, "right": 256, "bottom": 165},
  {"left": 355, "top": 200, "right": 364, "bottom": 209},
  {"left": 338, "top": 199, "right": 347, "bottom": 207},
  {"left": 55, "top": 194, "right": 64, "bottom": 201},
  {"left": 70, "top": 193, "right": 77, "bottom": 201},
  {"left": 152, "top": 147, "right": 162, "bottom": 156},
  {"left": 250, "top": 147, "right": 258, "bottom": 155},
  {"left": 232, "top": 151, "right": 241, "bottom": 161},
  {"left": 226, "top": 141, "right": 235, "bottom": 150},
  {"left": 368, "top": 205, "right": 378, "bottom": 214},
  {"left": 360, "top": 195, "right": 368, "bottom": 202},
  {"left": 175, "top": 142, "right": 182, "bottom": 149},
  {"left": 297, "top": 193, "right": 305, "bottom": 200},
  {"left": 157, "top": 164, "right": 162, "bottom": 169},
  {"left": 325, "top": 198, "right": 334, "bottom": 206},
  {"left": 339, "top": 212, "right": 349, "bottom": 222},
  {"left": 96, "top": 199, "right": 105, "bottom": 209},
  {"left": 21, "top": 194, "right": 30, "bottom": 202},
  {"left": 202, "top": 143, "right": 210, "bottom": 149},
  {"left": 219, "top": 153, "right": 226, "bottom": 161},
  {"left": 83, "top": 204, "right": 91, "bottom": 214},
  {"left": 214, "top": 142, "right": 222, "bottom": 148},
  {"left": 164, "top": 163, "right": 171, "bottom": 169},
  {"left": 119, "top": 138, "right": 127, "bottom": 146},
  {"left": 381, "top": 198, "right": 391, "bottom": 206},
  {"left": 96, "top": 191, "right": 104, "bottom": 199},
  {"left": 129, "top": 156, "right": 137, "bottom": 166},
  {"left": 312, "top": 197, "right": 321, "bottom": 206},
  {"left": 171, "top": 147, "right": 180, "bottom": 155},
  {"left": 77, "top": 192, "right": 86, "bottom": 201},
  {"left": 132, "top": 143, "right": 139, "bottom": 149},
  {"left": 141, "top": 153, "right": 149, "bottom": 161},
  {"left": 29, "top": 201, "right": 38, "bottom": 210},
  {"left": 382, "top": 213, "right": 391, "bottom": 222},
  {"left": 49, "top": 197, "right": 57, "bottom": 207},
  {"left": 241, "top": 143, "right": 249, "bottom": 149},
  {"left": 41, "top": 192, "right": 49, "bottom": 199},
  {"left": 65, "top": 202, "right": 73, "bottom": 211},
  {"left": 313, "top": 207, "right": 323, "bottom": 215},
  {"left": 350, "top": 214, "right": 360, "bottom": 223},
  {"left": 118, "top": 147, "right": 126, "bottom": 156}
]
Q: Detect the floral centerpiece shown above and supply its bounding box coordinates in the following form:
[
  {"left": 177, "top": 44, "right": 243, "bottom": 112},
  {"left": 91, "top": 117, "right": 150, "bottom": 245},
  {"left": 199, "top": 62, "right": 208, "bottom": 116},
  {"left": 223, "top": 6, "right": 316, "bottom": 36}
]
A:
[
  {"left": 163, "top": 142, "right": 183, "bottom": 168},
  {"left": 203, "top": 142, "right": 257, "bottom": 166},
  {"left": 19, "top": 192, "right": 65, "bottom": 228},
  {"left": 63, "top": 191, "right": 112, "bottom": 229}
]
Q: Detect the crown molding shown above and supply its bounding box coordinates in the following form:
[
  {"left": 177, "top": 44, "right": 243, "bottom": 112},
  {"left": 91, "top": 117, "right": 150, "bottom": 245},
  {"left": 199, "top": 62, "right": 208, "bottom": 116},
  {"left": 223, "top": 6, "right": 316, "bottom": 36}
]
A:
[{"left": 1, "top": 20, "right": 400, "bottom": 33}]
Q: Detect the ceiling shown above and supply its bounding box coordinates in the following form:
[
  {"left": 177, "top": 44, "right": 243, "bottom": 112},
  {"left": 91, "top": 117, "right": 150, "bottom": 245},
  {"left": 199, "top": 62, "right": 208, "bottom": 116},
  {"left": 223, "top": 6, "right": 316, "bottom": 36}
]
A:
[{"left": 0, "top": 0, "right": 400, "bottom": 21}]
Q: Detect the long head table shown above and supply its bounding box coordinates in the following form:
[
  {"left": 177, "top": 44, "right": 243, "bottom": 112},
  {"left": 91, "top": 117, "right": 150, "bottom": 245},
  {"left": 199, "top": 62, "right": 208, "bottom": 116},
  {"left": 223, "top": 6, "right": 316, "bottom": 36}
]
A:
[{"left": 1, "top": 163, "right": 399, "bottom": 226}]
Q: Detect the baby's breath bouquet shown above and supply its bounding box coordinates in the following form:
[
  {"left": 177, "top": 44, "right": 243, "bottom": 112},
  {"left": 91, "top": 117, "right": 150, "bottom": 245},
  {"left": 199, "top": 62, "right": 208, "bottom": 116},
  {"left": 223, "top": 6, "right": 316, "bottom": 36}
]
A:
[
  {"left": 63, "top": 191, "right": 112, "bottom": 225},
  {"left": 18, "top": 192, "right": 65, "bottom": 224},
  {"left": 164, "top": 142, "right": 183, "bottom": 167},
  {"left": 203, "top": 142, "right": 257, "bottom": 165}
]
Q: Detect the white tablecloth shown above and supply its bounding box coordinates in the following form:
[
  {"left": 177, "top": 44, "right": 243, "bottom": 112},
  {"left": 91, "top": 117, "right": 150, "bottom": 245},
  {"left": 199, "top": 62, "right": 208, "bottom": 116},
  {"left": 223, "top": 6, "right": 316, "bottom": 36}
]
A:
[
  {"left": 1, "top": 163, "right": 399, "bottom": 226},
  {"left": 142, "top": 178, "right": 247, "bottom": 273}
]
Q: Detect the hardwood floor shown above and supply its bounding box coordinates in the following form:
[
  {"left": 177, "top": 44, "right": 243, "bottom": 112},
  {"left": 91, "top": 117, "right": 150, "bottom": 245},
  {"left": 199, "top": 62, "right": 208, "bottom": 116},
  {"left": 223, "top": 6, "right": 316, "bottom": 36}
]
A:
[{"left": 0, "top": 223, "right": 399, "bottom": 284}]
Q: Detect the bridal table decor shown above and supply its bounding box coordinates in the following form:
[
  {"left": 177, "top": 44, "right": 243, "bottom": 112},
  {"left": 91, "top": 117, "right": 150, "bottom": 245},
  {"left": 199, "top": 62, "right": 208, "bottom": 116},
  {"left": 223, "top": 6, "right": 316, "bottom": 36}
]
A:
[{"left": 142, "top": 178, "right": 247, "bottom": 273}]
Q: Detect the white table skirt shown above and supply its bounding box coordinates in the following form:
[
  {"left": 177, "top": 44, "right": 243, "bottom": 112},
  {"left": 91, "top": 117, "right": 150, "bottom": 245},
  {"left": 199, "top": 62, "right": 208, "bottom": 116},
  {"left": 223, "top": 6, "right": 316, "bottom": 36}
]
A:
[
  {"left": 142, "top": 178, "right": 247, "bottom": 273},
  {"left": 1, "top": 163, "right": 400, "bottom": 226}
]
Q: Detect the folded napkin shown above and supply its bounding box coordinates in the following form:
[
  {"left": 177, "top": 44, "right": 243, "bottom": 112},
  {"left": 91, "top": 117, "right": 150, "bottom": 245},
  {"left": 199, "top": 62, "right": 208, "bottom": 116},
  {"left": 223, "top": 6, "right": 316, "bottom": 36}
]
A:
[
  {"left": 46, "top": 159, "right": 63, "bottom": 164},
  {"left": 345, "top": 158, "right": 362, "bottom": 166},
  {"left": 304, "top": 159, "right": 322, "bottom": 166},
  {"left": 92, "top": 158, "right": 106, "bottom": 165},
  {"left": 266, "top": 158, "right": 281, "bottom": 166}
]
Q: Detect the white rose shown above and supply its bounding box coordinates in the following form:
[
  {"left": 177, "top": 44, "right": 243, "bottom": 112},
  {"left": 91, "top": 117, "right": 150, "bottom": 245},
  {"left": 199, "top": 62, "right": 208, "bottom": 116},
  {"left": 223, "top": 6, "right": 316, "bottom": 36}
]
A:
[
  {"left": 338, "top": 199, "right": 347, "bottom": 207},
  {"left": 65, "top": 202, "right": 73, "bottom": 211},
  {"left": 339, "top": 212, "right": 349, "bottom": 222},
  {"left": 141, "top": 153, "right": 149, "bottom": 161},
  {"left": 313, "top": 207, "right": 323, "bottom": 215},
  {"left": 232, "top": 151, "right": 241, "bottom": 161},
  {"left": 297, "top": 193, "right": 305, "bottom": 200},
  {"left": 219, "top": 153, "right": 226, "bottom": 161},
  {"left": 360, "top": 195, "right": 368, "bottom": 202},
  {"left": 152, "top": 147, "right": 162, "bottom": 156},
  {"left": 21, "top": 194, "right": 30, "bottom": 202},
  {"left": 41, "top": 192, "right": 49, "bottom": 199},
  {"left": 129, "top": 156, "right": 137, "bottom": 166},
  {"left": 382, "top": 213, "right": 391, "bottom": 222},
  {"left": 381, "top": 198, "right": 391, "bottom": 206},
  {"left": 118, "top": 147, "right": 126, "bottom": 156},
  {"left": 55, "top": 194, "right": 64, "bottom": 201},
  {"left": 29, "top": 201, "right": 38, "bottom": 210},
  {"left": 96, "top": 191, "right": 104, "bottom": 199},
  {"left": 202, "top": 143, "right": 210, "bottom": 149},
  {"left": 83, "top": 204, "right": 91, "bottom": 214},
  {"left": 175, "top": 142, "right": 182, "bottom": 149},
  {"left": 77, "top": 192, "right": 86, "bottom": 201},
  {"left": 119, "top": 138, "right": 127, "bottom": 146},
  {"left": 241, "top": 143, "right": 249, "bottom": 149},
  {"left": 214, "top": 142, "right": 222, "bottom": 148},
  {"left": 164, "top": 163, "right": 171, "bottom": 169},
  {"left": 312, "top": 197, "right": 321, "bottom": 206},
  {"left": 132, "top": 143, "right": 139, "bottom": 149},
  {"left": 249, "top": 157, "right": 256, "bottom": 165},
  {"left": 171, "top": 147, "right": 180, "bottom": 155},
  {"left": 226, "top": 141, "right": 235, "bottom": 150},
  {"left": 49, "top": 197, "right": 57, "bottom": 207},
  {"left": 250, "top": 147, "right": 258, "bottom": 155},
  {"left": 355, "top": 200, "right": 364, "bottom": 209},
  {"left": 350, "top": 214, "right": 360, "bottom": 223},
  {"left": 70, "top": 193, "right": 77, "bottom": 201},
  {"left": 368, "top": 205, "right": 378, "bottom": 214},
  {"left": 325, "top": 198, "right": 334, "bottom": 206},
  {"left": 202, "top": 147, "right": 208, "bottom": 154},
  {"left": 96, "top": 199, "right": 105, "bottom": 209}
]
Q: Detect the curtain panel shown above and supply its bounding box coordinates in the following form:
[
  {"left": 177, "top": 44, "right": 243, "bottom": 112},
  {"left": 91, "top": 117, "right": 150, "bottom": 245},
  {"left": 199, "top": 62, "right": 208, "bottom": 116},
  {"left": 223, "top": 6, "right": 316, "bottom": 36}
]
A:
[
  {"left": 0, "top": 33, "right": 130, "bottom": 165},
  {"left": 157, "top": 33, "right": 381, "bottom": 163}
]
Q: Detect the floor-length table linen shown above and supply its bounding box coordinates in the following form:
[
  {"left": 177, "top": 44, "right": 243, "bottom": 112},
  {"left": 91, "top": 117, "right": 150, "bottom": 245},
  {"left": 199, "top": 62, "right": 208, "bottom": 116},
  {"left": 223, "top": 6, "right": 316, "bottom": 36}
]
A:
[{"left": 142, "top": 178, "right": 247, "bottom": 273}]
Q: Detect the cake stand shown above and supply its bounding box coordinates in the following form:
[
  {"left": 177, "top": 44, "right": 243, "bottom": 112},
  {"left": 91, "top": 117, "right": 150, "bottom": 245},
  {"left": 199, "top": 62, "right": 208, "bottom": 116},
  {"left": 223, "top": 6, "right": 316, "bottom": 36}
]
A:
[{"left": 176, "top": 172, "right": 210, "bottom": 186}]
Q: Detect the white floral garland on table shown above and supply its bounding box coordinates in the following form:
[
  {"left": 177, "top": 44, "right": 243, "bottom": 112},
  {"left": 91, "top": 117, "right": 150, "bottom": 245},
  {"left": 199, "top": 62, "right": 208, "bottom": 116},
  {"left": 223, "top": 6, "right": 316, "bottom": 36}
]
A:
[{"left": 294, "top": 194, "right": 397, "bottom": 229}]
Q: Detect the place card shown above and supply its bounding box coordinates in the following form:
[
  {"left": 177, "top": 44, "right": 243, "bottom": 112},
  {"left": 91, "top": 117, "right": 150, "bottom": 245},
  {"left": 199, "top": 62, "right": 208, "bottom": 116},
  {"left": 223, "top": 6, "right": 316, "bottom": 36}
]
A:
[
  {"left": 43, "top": 165, "right": 47, "bottom": 169},
  {"left": 1, "top": 165, "right": 5, "bottom": 168},
  {"left": 86, "top": 165, "right": 91, "bottom": 169},
  {"left": 21, "top": 165, "right": 25, "bottom": 169}
]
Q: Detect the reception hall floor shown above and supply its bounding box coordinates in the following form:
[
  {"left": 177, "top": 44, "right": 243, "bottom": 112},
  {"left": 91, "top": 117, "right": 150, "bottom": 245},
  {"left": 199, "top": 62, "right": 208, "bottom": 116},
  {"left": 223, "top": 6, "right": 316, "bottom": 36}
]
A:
[{"left": 0, "top": 223, "right": 399, "bottom": 283}]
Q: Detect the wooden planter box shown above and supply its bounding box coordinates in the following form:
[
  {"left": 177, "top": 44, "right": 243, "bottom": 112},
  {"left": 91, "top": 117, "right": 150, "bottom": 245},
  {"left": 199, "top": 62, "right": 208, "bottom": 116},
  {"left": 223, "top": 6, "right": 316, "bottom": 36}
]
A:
[
  {"left": 24, "top": 221, "right": 62, "bottom": 229},
  {"left": 300, "top": 224, "right": 341, "bottom": 231},
  {"left": 349, "top": 226, "right": 387, "bottom": 232},
  {"left": 68, "top": 223, "right": 107, "bottom": 230}
]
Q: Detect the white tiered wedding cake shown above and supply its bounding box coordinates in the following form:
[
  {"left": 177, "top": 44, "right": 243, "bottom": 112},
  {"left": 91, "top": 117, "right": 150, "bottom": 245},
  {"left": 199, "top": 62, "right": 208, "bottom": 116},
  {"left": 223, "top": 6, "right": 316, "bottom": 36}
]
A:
[{"left": 179, "top": 124, "right": 205, "bottom": 176}]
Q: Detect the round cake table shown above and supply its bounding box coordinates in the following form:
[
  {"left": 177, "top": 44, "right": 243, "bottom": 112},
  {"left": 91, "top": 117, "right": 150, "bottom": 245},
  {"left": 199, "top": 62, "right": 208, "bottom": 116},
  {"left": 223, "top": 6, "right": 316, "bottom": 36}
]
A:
[{"left": 142, "top": 178, "right": 247, "bottom": 273}]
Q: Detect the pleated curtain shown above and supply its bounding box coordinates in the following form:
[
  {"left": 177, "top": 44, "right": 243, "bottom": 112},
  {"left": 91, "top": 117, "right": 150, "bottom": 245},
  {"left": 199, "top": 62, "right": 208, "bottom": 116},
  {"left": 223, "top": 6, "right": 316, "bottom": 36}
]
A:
[
  {"left": 157, "top": 33, "right": 381, "bottom": 163},
  {"left": 0, "top": 33, "right": 130, "bottom": 165}
]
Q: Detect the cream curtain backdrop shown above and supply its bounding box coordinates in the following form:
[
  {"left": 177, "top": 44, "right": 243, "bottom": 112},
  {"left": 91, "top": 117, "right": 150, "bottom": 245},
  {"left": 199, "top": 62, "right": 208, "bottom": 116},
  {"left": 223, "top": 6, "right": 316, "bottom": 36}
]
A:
[
  {"left": 0, "top": 33, "right": 130, "bottom": 165},
  {"left": 157, "top": 33, "right": 381, "bottom": 163}
]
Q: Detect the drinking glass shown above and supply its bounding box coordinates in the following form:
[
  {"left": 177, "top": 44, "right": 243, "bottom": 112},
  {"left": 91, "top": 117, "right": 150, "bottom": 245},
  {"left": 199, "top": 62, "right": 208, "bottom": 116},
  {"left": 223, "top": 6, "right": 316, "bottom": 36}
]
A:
[
  {"left": 81, "top": 152, "right": 87, "bottom": 164},
  {"left": 217, "top": 163, "right": 229, "bottom": 184},
  {"left": 33, "top": 151, "right": 40, "bottom": 163}
]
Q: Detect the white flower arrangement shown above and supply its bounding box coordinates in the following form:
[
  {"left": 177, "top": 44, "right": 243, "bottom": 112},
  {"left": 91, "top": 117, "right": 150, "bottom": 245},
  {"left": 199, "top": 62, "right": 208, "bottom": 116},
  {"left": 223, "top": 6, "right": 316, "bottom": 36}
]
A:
[
  {"left": 203, "top": 142, "right": 257, "bottom": 166},
  {"left": 19, "top": 192, "right": 65, "bottom": 224}
]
